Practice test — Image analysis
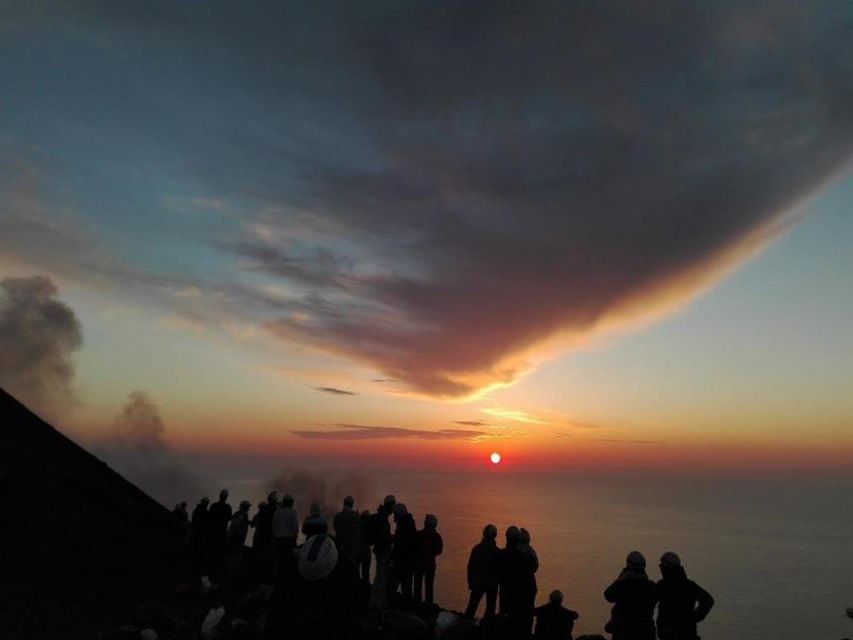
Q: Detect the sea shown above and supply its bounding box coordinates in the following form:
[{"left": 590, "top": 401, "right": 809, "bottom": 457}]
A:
[{"left": 216, "top": 468, "right": 853, "bottom": 639}]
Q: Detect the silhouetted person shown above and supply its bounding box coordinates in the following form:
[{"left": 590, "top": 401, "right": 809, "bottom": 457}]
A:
[
  {"left": 655, "top": 552, "right": 714, "bottom": 640},
  {"left": 519, "top": 528, "right": 539, "bottom": 565},
  {"left": 414, "top": 513, "right": 443, "bottom": 606},
  {"left": 191, "top": 497, "right": 211, "bottom": 575},
  {"left": 253, "top": 491, "right": 279, "bottom": 582},
  {"left": 224, "top": 500, "right": 252, "bottom": 576},
  {"left": 604, "top": 551, "right": 658, "bottom": 640},
  {"left": 227, "top": 500, "right": 252, "bottom": 550},
  {"left": 333, "top": 496, "right": 359, "bottom": 561},
  {"left": 354, "top": 509, "right": 373, "bottom": 587},
  {"left": 500, "top": 525, "right": 539, "bottom": 638},
  {"left": 173, "top": 501, "right": 189, "bottom": 525},
  {"left": 369, "top": 495, "right": 396, "bottom": 610},
  {"left": 464, "top": 524, "right": 501, "bottom": 620},
  {"left": 390, "top": 503, "right": 418, "bottom": 608},
  {"left": 209, "top": 489, "right": 233, "bottom": 548},
  {"left": 302, "top": 502, "right": 328, "bottom": 538},
  {"left": 273, "top": 494, "right": 298, "bottom": 581},
  {"left": 254, "top": 491, "right": 279, "bottom": 548},
  {"left": 534, "top": 590, "right": 579, "bottom": 640}
]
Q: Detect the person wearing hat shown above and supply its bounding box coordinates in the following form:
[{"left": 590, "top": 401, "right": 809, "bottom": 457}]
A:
[
  {"left": 414, "top": 513, "right": 443, "bottom": 607},
  {"left": 604, "top": 551, "right": 658, "bottom": 640},
  {"left": 655, "top": 552, "right": 714, "bottom": 640}
]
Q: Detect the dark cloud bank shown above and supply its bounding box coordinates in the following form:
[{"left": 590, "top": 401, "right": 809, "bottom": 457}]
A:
[{"left": 7, "top": 2, "right": 853, "bottom": 397}]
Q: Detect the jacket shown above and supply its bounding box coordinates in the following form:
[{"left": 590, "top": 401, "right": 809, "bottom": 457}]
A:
[
  {"left": 467, "top": 538, "right": 501, "bottom": 590},
  {"left": 656, "top": 567, "right": 714, "bottom": 640}
]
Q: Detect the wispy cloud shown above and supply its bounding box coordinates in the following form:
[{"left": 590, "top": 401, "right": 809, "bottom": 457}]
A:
[
  {"left": 483, "top": 408, "right": 549, "bottom": 425},
  {"left": 587, "top": 438, "right": 664, "bottom": 445},
  {"left": 292, "top": 424, "right": 487, "bottom": 441},
  {"left": 313, "top": 386, "right": 357, "bottom": 396},
  {"left": 454, "top": 420, "right": 490, "bottom": 427}
]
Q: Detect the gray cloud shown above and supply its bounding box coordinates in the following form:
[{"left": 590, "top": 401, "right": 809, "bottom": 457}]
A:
[
  {"left": 314, "top": 386, "right": 356, "bottom": 396},
  {"left": 455, "top": 420, "right": 490, "bottom": 427},
  {"left": 94, "top": 391, "right": 202, "bottom": 507},
  {"left": 266, "top": 469, "right": 376, "bottom": 516},
  {"left": 0, "top": 275, "right": 82, "bottom": 414},
  {"left": 293, "top": 423, "right": 488, "bottom": 441}
]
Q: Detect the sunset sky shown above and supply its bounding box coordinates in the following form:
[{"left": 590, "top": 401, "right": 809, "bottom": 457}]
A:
[{"left": 2, "top": 2, "right": 852, "bottom": 476}]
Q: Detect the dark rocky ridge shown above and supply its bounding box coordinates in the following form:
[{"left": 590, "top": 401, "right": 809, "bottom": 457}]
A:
[{"left": 0, "top": 387, "right": 183, "bottom": 639}]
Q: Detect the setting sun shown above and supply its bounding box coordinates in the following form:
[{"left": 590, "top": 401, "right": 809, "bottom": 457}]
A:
[{"left": 490, "top": 452, "right": 502, "bottom": 465}]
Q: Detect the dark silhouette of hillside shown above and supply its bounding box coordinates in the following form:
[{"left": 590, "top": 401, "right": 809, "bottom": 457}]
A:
[{"left": 0, "top": 387, "right": 183, "bottom": 639}]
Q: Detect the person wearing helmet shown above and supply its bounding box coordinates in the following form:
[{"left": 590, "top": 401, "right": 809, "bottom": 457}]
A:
[
  {"left": 655, "top": 552, "right": 714, "bottom": 640},
  {"left": 533, "top": 590, "right": 580, "bottom": 640},
  {"left": 298, "top": 534, "right": 339, "bottom": 581},
  {"left": 414, "top": 513, "right": 443, "bottom": 607},
  {"left": 464, "top": 524, "right": 501, "bottom": 620},
  {"left": 604, "top": 551, "right": 658, "bottom": 640}
]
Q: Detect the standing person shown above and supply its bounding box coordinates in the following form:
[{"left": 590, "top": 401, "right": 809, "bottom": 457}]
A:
[
  {"left": 227, "top": 500, "right": 252, "bottom": 550},
  {"left": 414, "top": 513, "right": 443, "bottom": 607},
  {"left": 272, "top": 494, "right": 298, "bottom": 580},
  {"left": 253, "top": 491, "right": 279, "bottom": 583},
  {"left": 173, "top": 501, "right": 189, "bottom": 525},
  {"left": 604, "top": 551, "right": 658, "bottom": 640},
  {"left": 533, "top": 590, "right": 579, "bottom": 640},
  {"left": 354, "top": 509, "right": 373, "bottom": 587},
  {"left": 500, "top": 525, "right": 539, "bottom": 638},
  {"left": 209, "top": 489, "right": 233, "bottom": 548},
  {"left": 173, "top": 501, "right": 190, "bottom": 543},
  {"left": 369, "top": 495, "right": 396, "bottom": 610},
  {"left": 655, "top": 552, "right": 714, "bottom": 640},
  {"left": 226, "top": 500, "right": 252, "bottom": 575},
  {"left": 389, "top": 503, "right": 418, "bottom": 609},
  {"left": 333, "top": 496, "right": 360, "bottom": 564},
  {"left": 518, "top": 527, "right": 540, "bottom": 634},
  {"left": 464, "top": 524, "right": 501, "bottom": 620},
  {"left": 191, "top": 497, "right": 211, "bottom": 576},
  {"left": 302, "top": 502, "right": 329, "bottom": 538},
  {"left": 208, "top": 490, "right": 232, "bottom": 579}
]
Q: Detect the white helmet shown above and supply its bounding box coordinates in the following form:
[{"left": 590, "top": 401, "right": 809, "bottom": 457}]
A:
[{"left": 298, "top": 535, "right": 338, "bottom": 581}]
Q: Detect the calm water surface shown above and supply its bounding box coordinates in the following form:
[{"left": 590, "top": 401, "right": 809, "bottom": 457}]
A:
[{"left": 226, "top": 470, "right": 853, "bottom": 639}]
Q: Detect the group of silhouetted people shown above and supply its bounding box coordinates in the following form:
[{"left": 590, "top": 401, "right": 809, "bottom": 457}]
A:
[
  {"left": 604, "top": 550, "right": 714, "bottom": 640},
  {"left": 175, "top": 491, "right": 714, "bottom": 640},
  {"left": 176, "top": 490, "right": 445, "bottom": 611}
]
